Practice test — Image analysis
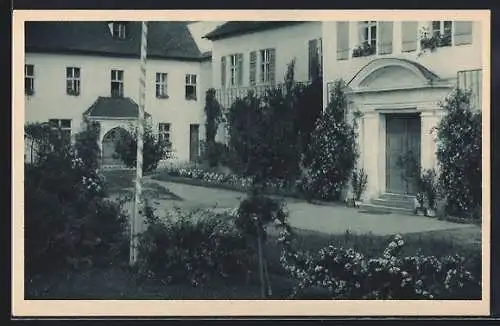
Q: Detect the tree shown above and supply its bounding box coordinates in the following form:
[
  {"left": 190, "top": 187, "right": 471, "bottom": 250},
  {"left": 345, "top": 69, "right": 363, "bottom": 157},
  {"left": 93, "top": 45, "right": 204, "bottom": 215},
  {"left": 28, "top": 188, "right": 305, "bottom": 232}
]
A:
[
  {"left": 435, "top": 88, "right": 482, "bottom": 219},
  {"left": 226, "top": 59, "right": 302, "bottom": 186},
  {"left": 301, "top": 79, "right": 358, "bottom": 201},
  {"left": 203, "top": 88, "right": 224, "bottom": 167},
  {"left": 74, "top": 119, "right": 101, "bottom": 171},
  {"left": 114, "top": 122, "right": 171, "bottom": 173}
]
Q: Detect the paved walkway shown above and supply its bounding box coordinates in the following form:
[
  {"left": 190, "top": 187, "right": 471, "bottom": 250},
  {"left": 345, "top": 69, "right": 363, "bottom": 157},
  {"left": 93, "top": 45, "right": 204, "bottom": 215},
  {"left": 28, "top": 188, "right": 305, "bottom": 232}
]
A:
[{"left": 126, "top": 178, "right": 480, "bottom": 237}]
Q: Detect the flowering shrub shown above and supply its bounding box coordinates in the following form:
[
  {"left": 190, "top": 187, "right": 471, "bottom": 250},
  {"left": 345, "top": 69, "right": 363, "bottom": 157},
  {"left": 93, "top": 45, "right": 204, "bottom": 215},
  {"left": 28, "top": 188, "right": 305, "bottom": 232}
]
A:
[
  {"left": 136, "top": 205, "right": 254, "bottom": 286},
  {"left": 352, "top": 41, "right": 376, "bottom": 58},
  {"left": 300, "top": 79, "right": 358, "bottom": 201},
  {"left": 25, "top": 123, "right": 128, "bottom": 276},
  {"left": 435, "top": 88, "right": 482, "bottom": 219},
  {"left": 278, "top": 231, "right": 481, "bottom": 299},
  {"left": 419, "top": 27, "right": 452, "bottom": 52}
]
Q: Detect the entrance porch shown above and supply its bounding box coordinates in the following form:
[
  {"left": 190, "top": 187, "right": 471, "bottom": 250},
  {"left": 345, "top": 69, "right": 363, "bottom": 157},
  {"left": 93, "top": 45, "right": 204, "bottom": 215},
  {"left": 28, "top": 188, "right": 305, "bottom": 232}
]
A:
[{"left": 344, "top": 58, "right": 453, "bottom": 210}]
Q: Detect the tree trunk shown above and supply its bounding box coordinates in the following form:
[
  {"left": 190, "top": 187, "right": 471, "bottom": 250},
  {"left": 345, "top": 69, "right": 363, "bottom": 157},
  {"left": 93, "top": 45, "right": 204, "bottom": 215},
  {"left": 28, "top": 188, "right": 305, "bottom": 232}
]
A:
[{"left": 256, "top": 225, "right": 265, "bottom": 298}]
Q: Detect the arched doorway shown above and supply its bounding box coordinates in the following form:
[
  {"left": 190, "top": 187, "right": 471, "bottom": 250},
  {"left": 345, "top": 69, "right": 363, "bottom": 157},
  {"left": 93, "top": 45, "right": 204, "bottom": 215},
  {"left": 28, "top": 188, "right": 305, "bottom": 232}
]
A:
[{"left": 102, "top": 127, "right": 128, "bottom": 166}]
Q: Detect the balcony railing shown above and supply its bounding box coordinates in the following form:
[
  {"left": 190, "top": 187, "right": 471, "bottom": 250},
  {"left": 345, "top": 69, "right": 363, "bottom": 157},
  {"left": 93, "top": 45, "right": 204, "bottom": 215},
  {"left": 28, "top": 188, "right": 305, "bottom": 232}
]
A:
[
  {"left": 214, "top": 81, "right": 311, "bottom": 110},
  {"left": 457, "top": 69, "right": 482, "bottom": 110}
]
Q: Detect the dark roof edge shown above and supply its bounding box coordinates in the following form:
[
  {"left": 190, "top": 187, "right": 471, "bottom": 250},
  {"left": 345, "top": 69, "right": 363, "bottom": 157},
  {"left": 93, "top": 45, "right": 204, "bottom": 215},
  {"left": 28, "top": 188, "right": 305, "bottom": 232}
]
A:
[
  {"left": 203, "top": 22, "right": 306, "bottom": 40},
  {"left": 26, "top": 48, "right": 207, "bottom": 62}
]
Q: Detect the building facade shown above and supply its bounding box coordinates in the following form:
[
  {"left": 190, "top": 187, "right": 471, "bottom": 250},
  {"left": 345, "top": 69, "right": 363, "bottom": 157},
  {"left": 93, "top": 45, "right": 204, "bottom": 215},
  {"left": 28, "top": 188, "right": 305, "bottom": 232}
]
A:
[
  {"left": 322, "top": 20, "right": 482, "bottom": 202},
  {"left": 25, "top": 21, "right": 211, "bottom": 164},
  {"left": 25, "top": 20, "right": 483, "bottom": 199}
]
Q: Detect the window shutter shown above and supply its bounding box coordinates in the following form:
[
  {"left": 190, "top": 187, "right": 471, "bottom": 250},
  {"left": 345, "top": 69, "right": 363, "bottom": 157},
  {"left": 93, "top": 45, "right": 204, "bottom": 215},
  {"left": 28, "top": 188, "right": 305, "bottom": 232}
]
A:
[
  {"left": 454, "top": 21, "right": 473, "bottom": 45},
  {"left": 308, "top": 39, "right": 318, "bottom": 81},
  {"left": 401, "top": 21, "right": 418, "bottom": 52},
  {"left": 318, "top": 38, "right": 323, "bottom": 77},
  {"left": 269, "top": 48, "right": 276, "bottom": 85},
  {"left": 378, "top": 21, "right": 393, "bottom": 55},
  {"left": 237, "top": 53, "right": 244, "bottom": 86},
  {"left": 337, "top": 22, "right": 349, "bottom": 60},
  {"left": 221, "top": 56, "right": 226, "bottom": 87},
  {"left": 249, "top": 51, "right": 257, "bottom": 86}
]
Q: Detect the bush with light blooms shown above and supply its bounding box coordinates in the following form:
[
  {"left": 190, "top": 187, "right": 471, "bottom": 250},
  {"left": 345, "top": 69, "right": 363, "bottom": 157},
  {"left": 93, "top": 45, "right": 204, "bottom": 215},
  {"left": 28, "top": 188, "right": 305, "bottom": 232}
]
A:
[
  {"left": 435, "top": 88, "right": 482, "bottom": 219},
  {"left": 299, "top": 79, "right": 358, "bottom": 201},
  {"left": 24, "top": 122, "right": 128, "bottom": 276},
  {"left": 278, "top": 229, "right": 481, "bottom": 299}
]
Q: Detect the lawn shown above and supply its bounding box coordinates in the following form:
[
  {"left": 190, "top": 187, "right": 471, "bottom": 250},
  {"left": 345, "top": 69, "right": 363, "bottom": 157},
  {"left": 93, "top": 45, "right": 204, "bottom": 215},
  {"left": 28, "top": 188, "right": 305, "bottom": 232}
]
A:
[{"left": 25, "top": 169, "right": 483, "bottom": 300}]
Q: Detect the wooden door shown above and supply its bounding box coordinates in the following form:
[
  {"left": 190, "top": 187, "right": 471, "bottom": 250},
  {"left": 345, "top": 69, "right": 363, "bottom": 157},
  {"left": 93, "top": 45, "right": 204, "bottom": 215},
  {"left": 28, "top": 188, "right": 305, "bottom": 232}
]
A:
[
  {"left": 189, "top": 124, "right": 200, "bottom": 162},
  {"left": 385, "top": 114, "right": 421, "bottom": 195}
]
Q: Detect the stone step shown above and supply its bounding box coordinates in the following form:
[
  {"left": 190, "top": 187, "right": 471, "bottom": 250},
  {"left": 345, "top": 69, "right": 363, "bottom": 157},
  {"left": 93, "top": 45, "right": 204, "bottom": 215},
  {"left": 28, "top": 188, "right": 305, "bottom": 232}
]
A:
[
  {"left": 371, "top": 198, "right": 415, "bottom": 210},
  {"left": 379, "top": 193, "right": 416, "bottom": 202},
  {"left": 358, "top": 202, "right": 415, "bottom": 216}
]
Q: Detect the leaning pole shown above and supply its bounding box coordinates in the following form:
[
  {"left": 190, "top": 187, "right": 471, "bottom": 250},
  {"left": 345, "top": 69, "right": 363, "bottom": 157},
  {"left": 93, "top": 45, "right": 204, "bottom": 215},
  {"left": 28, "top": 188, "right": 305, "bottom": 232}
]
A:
[{"left": 130, "top": 21, "right": 148, "bottom": 266}]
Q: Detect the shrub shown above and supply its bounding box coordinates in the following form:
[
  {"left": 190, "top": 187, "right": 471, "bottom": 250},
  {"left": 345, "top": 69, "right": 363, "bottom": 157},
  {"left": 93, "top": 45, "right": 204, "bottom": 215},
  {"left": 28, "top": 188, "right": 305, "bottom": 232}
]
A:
[
  {"left": 74, "top": 119, "right": 101, "bottom": 171},
  {"left": 418, "top": 169, "right": 439, "bottom": 211},
  {"left": 204, "top": 88, "right": 224, "bottom": 167},
  {"left": 24, "top": 123, "right": 128, "bottom": 276},
  {"left": 300, "top": 79, "right": 358, "bottom": 201},
  {"left": 114, "top": 122, "right": 171, "bottom": 173},
  {"left": 351, "top": 168, "right": 368, "bottom": 201},
  {"left": 136, "top": 205, "right": 253, "bottom": 286},
  {"left": 279, "top": 232, "right": 481, "bottom": 299},
  {"left": 226, "top": 60, "right": 304, "bottom": 185},
  {"left": 435, "top": 88, "right": 482, "bottom": 219}
]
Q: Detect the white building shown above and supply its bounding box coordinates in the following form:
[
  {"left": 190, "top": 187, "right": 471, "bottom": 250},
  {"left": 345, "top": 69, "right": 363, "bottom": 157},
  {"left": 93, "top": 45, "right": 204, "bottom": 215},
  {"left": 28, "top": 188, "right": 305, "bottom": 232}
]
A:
[
  {"left": 322, "top": 20, "right": 482, "bottom": 208},
  {"left": 25, "top": 21, "right": 211, "bottom": 164},
  {"left": 25, "top": 20, "right": 483, "bottom": 211}
]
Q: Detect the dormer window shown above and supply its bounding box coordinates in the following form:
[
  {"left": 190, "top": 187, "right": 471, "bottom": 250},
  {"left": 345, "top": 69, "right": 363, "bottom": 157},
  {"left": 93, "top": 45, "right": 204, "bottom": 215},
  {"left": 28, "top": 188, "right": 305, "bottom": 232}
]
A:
[{"left": 109, "top": 22, "right": 127, "bottom": 39}]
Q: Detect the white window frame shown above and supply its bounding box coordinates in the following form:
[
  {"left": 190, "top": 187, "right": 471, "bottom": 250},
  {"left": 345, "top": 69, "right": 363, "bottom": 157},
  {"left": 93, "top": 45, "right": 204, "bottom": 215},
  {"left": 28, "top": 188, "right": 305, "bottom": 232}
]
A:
[
  {"left": 229, "top": 54, "right": 241, "bottom": 87},
  {"left": 48, "top": 119, "right": 72, "bottom": 142},
  {"left": 156, "top": 72, "right": 168, "bottom": 98},
  {"left": 66, "top": 67, "right": 81, "bottom": 96},
  {"left": 185, "top": 74, "right": 197, "bottom": 100},
  {"left": 111, "top": 69, "right": 124, "bottom": 97},
  {"left": 25, "top": 64, "right": 35, "bottom": 95},
  {"left": 158, "top": 123, "right": 171, "bottom": 146},
  {"left": 359, "top": 21, "right": 378, "bottom": 50},
  {"left": 259, "top": 49, "right": 271, "bottom": 84}
]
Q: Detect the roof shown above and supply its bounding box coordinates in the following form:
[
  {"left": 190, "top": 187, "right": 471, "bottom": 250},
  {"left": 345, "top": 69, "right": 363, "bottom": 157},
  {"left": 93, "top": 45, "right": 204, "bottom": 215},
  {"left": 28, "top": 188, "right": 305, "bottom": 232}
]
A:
[
  {"left": 25, "top": 21, "right": 203, "bottom": 60},
  {"left": 203, "top": 21, "right": 305, "bottom": 40},
  {"left": 84, "top": 97, "right": 151, "bottom": 119}
]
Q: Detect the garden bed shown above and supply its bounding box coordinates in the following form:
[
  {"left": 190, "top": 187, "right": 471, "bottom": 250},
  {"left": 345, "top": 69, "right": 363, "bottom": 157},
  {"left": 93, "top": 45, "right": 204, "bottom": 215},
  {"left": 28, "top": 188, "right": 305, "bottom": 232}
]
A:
[{"left": 26, "top": 226, "right": 481, "bottom": 300}]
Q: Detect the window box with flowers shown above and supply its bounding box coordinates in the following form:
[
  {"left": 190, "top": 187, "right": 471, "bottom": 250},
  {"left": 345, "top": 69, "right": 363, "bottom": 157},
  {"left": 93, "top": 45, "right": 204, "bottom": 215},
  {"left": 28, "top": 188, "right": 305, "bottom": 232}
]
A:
[
  {"left": 419, "top": 26, "right": 452, "bottom": 52},
  {"left": 352, "top": 41, "right": 376, "bottom": 58}
]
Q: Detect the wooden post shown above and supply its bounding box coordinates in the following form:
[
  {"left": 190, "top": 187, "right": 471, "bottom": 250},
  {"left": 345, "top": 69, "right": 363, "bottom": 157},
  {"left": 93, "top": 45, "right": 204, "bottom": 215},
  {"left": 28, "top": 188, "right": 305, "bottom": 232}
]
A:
[{"left": 130, "top": 21, "right": 148, "bottom": 266}]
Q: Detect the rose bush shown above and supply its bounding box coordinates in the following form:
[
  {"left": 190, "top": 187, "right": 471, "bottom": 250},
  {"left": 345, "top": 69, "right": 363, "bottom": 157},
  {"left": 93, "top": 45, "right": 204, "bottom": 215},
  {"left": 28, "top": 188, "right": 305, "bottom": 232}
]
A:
[{"left": 278, "top": 230, "right": 481, "bottom": 299}]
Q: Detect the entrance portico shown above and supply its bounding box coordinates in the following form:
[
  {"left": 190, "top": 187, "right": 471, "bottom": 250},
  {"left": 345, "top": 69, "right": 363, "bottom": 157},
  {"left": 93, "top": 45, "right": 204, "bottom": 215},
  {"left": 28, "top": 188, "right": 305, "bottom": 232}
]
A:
[{"left": 346, "top": 58, "right": 452, "bottom": 201}]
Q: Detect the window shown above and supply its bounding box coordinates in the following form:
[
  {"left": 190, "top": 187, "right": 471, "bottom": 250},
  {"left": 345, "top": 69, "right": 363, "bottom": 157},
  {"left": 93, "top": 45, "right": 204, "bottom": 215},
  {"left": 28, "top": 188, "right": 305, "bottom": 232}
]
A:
[
  {"left": 431, "top": 21, "right": 452, "bottom": 46},
  {"left": 185, "top": 74, "right": 197, "bottom": 100},
  {"left": 158, "top": 123, "right": 171, "bottom": 146},
  {"left": 229, "top": 54, "right": 243, "bottom": 87},
  {"left": 48, "top": 119, "right": 71, "bottom": 143},
  {"left": 66, "top": 67, "right": 80, "bottom": 96},
  {"left": 111, "top": 69, "right": 124, "bottom": 97},
  {"left": 156, "top": 73, "right": 168, "bottom": 98},
  {"left": 25, "top": 64, "right": 34, "bottom": 95},
  {"left": 112, "top": 22, "right": 127, "bottom": 39},
  {"left": 308, "top": 38, "right": 322, "bottom": 80},
  {"left": 360, "top": 21, "right": 377, "bottom": 50},
  {"left": 260, "top": 49, "right": 271, "bottom": 83}
]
